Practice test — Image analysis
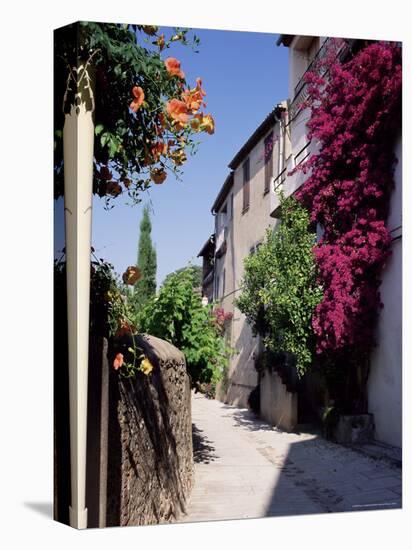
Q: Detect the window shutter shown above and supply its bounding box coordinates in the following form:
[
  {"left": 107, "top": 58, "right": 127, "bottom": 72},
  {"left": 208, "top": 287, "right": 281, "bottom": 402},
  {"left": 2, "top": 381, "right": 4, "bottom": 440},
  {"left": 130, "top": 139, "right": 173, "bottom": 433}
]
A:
[
  {"left": 264, "top": 132, "right": 274, "bottom": 194},
  {"left": 243, "top": 158, "right": 250, "bottom": 212}
]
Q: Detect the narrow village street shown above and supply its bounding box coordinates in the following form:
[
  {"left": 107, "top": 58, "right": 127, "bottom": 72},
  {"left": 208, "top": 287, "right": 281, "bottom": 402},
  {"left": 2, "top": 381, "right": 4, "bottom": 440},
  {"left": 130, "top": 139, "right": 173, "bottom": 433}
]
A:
[
  {"left": 50, "top": 23, "right": 403, "bottom": 534},
  {"left": 179, "top": 394, "right": 402, "bottom": 523}
]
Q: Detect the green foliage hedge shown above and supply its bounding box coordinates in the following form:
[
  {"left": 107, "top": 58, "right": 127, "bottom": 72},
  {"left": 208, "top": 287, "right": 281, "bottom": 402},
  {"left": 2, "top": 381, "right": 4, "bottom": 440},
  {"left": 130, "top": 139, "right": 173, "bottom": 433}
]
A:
[
  {"left": 236, "top": 193, "right": 323, "bottom": 376},
  {"left": 137, "top": 266, "right": 230, "bottom": 386}
]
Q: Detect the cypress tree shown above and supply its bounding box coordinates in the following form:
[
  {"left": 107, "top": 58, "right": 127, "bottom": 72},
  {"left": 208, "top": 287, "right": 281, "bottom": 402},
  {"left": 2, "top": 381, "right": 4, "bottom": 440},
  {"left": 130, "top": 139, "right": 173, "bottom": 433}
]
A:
[{"left": 133, "top": 205, "right": 157, "bottom": 310}]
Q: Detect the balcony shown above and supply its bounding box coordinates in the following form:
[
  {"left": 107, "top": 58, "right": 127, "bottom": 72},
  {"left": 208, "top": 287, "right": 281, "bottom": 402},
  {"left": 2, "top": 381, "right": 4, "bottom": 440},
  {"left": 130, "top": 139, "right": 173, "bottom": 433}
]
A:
[
  {"left": 215, "top": 226, "right": 228, "bottom": 258},
  {"left": 270, "top": 145, "right": 311, "bottom": 218},
  {"left": 289, "top": 38, "right": 354, "bottom": 121}
]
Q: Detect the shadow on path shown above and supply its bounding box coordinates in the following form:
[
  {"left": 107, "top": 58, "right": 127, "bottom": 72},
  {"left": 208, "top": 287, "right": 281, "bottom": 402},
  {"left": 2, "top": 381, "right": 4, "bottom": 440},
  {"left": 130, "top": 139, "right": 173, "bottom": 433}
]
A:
[
  {"left": 220, "top": 404, "right": 275, "bottom": 432},
  {"left": 192, "top": 423, "right": 218, "bottom": 464}
]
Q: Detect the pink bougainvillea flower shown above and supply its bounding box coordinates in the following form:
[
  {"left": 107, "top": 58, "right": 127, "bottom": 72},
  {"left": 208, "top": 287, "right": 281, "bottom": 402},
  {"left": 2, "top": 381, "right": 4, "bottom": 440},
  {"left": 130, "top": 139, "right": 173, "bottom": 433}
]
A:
[
  {"left": 165, "top": 57, "right": 185, "bottom": 79},
  {"left": 113, "top": 353, "right": 124, "bottom": 371},
  {"left": 292, "top": 40, "right": 401, "bottom": 362},
  {"left": 122, "top": 265, "right": 141, "bottom": 285},
  {"left": 166, "top": 98, "right": 190, "bottom": 124},
  {"left": 130, "top": 86, "right": 145, "bottom": 112}
]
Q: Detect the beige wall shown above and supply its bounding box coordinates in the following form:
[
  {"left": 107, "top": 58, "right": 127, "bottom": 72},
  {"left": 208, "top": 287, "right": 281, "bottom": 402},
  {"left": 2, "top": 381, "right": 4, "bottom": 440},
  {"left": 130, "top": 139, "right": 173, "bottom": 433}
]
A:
[
  {"left": 368, "top": 135, "right": 402, "bottom": 448},
  {"left": 215, "top": 123, "right": 280, "bottom": 407},
  {"left": 260, "top": 369, "right": 298, "bottom": 431},
  {"left": 288, "top": 36, "right": 320, "bottom": 98},
  {"left": 271, "top": 41, "right": 316, "bottom": 217},
  {"left": 275, "top": 35, "right": 402, "bottom": 447}
]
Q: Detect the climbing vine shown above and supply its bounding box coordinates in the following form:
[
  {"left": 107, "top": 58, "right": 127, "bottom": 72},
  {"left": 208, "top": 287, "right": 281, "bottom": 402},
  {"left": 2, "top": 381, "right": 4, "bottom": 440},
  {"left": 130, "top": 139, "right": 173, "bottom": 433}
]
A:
[
  {"left": 294, "top": 39, "right": 401, "bottom": 407},
  {"left": 54, "top": 254, "right": 154, "bottom": 378},
  {"left": 54, "top": 22, "right": 214, "bottom": 205}
]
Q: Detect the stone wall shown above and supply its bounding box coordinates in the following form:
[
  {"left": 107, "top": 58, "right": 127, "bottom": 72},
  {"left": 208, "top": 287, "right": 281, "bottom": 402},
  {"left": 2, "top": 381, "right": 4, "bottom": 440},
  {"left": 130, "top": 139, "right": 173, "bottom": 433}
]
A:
[{"left": 106, "top": 334, "right": 193, "bottom": 527}]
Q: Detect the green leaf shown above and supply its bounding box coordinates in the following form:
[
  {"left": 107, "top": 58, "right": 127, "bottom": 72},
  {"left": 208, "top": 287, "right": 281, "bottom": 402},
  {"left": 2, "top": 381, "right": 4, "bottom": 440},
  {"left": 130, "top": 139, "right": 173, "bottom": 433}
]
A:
[{"left": 100, "top": 132, "right": 109, "bottom": 147}]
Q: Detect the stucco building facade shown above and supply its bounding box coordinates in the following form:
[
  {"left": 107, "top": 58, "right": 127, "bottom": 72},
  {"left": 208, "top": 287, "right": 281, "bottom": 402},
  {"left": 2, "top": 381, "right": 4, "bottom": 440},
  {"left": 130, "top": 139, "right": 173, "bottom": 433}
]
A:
[
  {"left": 198, "top": 35, "right": 401, "bottom": 447},
  {"left": 274, "top": 35, "right": 402, "bottom": 448},
  {"left": 203, "top": 107, "right": 286, "bottom": 407}
]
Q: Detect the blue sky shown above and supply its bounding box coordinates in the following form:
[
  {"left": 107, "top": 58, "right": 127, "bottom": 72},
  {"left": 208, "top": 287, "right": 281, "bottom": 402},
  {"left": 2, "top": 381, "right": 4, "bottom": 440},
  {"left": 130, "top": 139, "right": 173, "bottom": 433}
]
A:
[{"left": 56, "top": 26, "right": 289, "bottom": 286}]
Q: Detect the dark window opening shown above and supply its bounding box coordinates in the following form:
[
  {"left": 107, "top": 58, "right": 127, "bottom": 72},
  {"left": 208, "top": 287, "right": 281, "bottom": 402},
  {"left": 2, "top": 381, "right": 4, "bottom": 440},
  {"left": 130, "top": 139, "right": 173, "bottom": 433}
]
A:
[
  {"left": 264, "top": 132, "right": 274, "bottom": 194},
  {"left": 243, "top": 158, "right": 250, "bottom": 213}
]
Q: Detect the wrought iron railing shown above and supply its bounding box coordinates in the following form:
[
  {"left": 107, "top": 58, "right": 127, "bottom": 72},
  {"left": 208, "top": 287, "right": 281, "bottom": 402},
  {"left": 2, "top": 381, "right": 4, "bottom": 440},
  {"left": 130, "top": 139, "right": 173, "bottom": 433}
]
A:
[
  {"left": 272, "top": 167, "right": 287, "bottom": 193},
  {"left": 289, "top": 38, "right": 355, "bottom": 120}
]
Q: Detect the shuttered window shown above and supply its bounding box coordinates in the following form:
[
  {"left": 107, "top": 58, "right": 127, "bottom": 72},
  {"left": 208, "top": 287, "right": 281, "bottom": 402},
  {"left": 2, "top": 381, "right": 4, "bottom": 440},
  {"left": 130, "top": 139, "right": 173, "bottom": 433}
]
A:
[
  {"left": 264, "top": 132, "right": 274, "bottom": 194},
  {"left": 242, "top": 158, "right": 250, "bottom": 213}
]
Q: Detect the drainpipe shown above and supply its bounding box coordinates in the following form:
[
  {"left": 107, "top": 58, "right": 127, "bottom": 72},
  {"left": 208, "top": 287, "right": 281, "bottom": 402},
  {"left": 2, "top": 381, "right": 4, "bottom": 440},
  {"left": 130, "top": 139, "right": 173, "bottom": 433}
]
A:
[
  {"left": 277, "top": 109, "right": 285, "bottom": 181},
  {"left": 212, "top": 212, "right": 218, "bottom": 301},
  {"left": 63, "top": 61, "right": 95, "bottom": 529}
]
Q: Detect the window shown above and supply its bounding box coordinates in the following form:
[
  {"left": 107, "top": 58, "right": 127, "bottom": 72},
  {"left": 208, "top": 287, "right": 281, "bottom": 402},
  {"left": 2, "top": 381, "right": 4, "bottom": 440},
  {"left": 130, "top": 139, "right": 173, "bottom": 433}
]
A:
[
  {"left": 242, "top": 158, "right": 250, "bottom": 213},
  {"left": 307, "top": 37, "right": 320, "bottom": 66},
  {"left": 264, "top": 132, "right": 274, "bottom": 194},
  {"left": 316, "top": 222, "right": 325, "bottom": 243}
]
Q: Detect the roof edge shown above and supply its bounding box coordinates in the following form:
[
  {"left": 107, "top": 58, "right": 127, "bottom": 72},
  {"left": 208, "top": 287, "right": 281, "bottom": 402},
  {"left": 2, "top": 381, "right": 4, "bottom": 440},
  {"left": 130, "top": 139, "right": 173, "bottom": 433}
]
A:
[
  {"left": 228, "top": 105, "right": 285, "bottom": 171},
  {"left": 211, "top": 172, "right": 234, "bottom": 214},
  {"left": 276, "top": 34, "right": 295, "bottom": 47},
  {"left": 197, "top": 234, "right": 215, "bottom": 257}
]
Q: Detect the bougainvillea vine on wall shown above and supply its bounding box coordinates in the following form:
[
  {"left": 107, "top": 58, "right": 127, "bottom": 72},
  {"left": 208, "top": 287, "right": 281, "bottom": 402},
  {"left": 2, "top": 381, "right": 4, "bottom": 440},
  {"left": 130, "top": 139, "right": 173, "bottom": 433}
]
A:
[{"left": 293, "top": 39, "right": 401, "bottom": 383}]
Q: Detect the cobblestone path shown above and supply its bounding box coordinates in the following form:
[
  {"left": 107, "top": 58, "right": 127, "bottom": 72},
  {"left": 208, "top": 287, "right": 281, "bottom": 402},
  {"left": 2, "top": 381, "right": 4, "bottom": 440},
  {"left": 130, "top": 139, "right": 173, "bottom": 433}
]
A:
[{"left": 179, "top": 394, "right": 402, "bottom": 523}]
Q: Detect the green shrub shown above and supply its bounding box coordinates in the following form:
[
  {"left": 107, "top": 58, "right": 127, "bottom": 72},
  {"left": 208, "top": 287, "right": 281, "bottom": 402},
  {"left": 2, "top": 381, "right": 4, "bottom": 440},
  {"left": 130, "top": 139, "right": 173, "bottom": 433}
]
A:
[
  {"left": 236, "top": 193, "right": 323, "bottom": 376},
  {"left": 137, "top": 266, "right": 231, "bottom": 386}
]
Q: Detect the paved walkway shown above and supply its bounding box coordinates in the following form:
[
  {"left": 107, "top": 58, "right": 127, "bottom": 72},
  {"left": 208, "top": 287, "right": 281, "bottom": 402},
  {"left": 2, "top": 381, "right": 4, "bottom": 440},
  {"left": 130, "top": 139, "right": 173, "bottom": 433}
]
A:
[{"left": 179, "top": 394, "right": 402, "bottom": 523}]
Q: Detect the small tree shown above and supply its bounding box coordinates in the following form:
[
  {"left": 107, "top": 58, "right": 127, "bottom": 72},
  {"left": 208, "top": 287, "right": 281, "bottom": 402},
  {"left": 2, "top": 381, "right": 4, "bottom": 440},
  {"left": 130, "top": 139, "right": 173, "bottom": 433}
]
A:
[
  {"left": 236, "top": 194, "right": 323, "bottom": 376},
  {"left": 137, "top": 266, "right": 230, "bottom": 387},
  {"left": 162, "top": 264, "right": 202, "bottom": 289},
  {"left": 132, "top": 205, "right": 157, "bottom": 310}
]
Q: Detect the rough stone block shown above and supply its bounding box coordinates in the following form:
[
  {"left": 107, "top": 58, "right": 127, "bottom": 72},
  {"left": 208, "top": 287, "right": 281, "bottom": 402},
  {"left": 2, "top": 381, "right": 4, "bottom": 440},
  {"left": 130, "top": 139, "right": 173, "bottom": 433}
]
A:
[
  {"left": 106, "top": 334, "right": 193, "bottom": 526},
  {"left": 334, "top": 414, "right": 375, "bottom": 444}
]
